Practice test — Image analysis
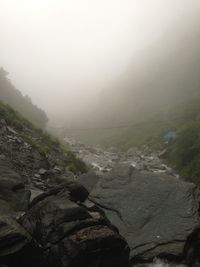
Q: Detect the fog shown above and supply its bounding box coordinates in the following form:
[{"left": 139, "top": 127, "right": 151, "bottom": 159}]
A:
[{"left": 0, "top": 0, "right": 200, "bottom": 126}]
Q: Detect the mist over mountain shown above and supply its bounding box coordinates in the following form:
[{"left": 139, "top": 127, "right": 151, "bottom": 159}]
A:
[
  {"left": 75, "top": 19, "right": 200, "bottom": 129},
  {"left": 0, "top": 68, "right": 48, "bottom": 128}
]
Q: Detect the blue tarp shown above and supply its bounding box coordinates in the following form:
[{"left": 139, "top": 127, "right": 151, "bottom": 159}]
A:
[{"left": 163, "top": 131, "right": 176, "bottom": 139}]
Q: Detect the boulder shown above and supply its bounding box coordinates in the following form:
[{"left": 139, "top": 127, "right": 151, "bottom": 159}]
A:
[
  {"left": 47, "top": 225, "right": 130, "bottom": 267},
  {"left": 21, "top": 184, "right": 130, "bottom": 267},
  {"left": 77, "top": 171, "right": 100, "bottom": 192},
  {"left": 184, "top": 228, "right": 200, "bottom": 267},
  {"left": 90, "top": 164, "right": 200, "bottom": 262},
  {"left": 0, "top": 160, "right": 30, "bottom": 215},
  {"left": 29, "top": 181, "right": 89, "bottom": 208},
  {"left": 0, "top": 216, "right": 31, "bottom": 257},
  {"left": 0, "top": 216, "right": 42, "bottom": 267}
]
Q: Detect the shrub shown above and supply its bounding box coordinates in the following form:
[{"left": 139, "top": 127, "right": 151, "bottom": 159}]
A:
[{"left": 166, "top": 121, "right": 200, "bottom": 185}]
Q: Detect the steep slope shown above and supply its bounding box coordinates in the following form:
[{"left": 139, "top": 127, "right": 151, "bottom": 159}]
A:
[
  {"left": 0, "top": 101, "right": 87, "bottom": 188},
  {"left": 95, "top": 21, "right": 200, "bottom": 125},
  {"left": 0, "top": 68, "right": 48, "bottom": 128},
  {"left": 165, "top": 119, "right": 200, "bottom": 185}
]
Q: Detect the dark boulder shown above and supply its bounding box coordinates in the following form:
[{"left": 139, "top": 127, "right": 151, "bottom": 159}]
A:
[
  {"left": 0, "top": 216, "right": 31, "bottom": 257},
  {"left": 0, "top": 160, "right": 30, "bottom": 215},
  {"left": 77, "top": 171, "right": 100, "bottom": 192},
  {"left": 184, "top": 228, "right": 200, "bottom": 267},
  {"left": 47, "top": 225, "right": 130, "bottom": 267},
  {"left": 90, "top": 164, "right": 200, "bottom": 262},
  {"left": 0, "top": 216, "right": 42, "bottom": 267},
  {"left": 29, "top": 181, "right": 89, "bottom": 208},
  {"left": 21, "top": 185, "right": 130, "bottom": 267}
]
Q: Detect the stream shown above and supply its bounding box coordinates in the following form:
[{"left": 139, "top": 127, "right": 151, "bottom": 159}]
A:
[{"left": 64, "top": 136, "right": 178, "bottom": 178}]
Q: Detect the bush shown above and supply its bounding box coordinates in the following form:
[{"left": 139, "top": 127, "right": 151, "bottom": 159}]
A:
[
  {"left": 166, "top": 121, "right": 200, "bottom": 185},
  {"left": 0, "top": 101, "right": 87, "bottom": 174}
]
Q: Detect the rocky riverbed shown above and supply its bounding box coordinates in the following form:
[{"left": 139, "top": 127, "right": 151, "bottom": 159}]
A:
[{"left": 65, "top": 136, "right": 178, "bottom": 178}]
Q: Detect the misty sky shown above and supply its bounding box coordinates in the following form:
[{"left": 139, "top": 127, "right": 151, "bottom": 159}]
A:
[{"left": 0, "top": 0, "right": 200, "bottom": 124}]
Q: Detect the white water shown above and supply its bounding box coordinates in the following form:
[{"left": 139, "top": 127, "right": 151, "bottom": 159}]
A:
[{"left": 135, "top": 259, "right": 187, "bottom": 267}]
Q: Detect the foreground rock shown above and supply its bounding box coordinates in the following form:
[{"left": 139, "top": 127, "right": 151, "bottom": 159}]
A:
[
  {"left": 0, "top": 216, "right": 42, "bottom": 267},
  {"left": 0, "top": 216, "right": 31, "bottom": 257},
  {"left": 90, "top": 164, "right": 200, "bottom": 263},
  {"left": 77, "top": 171, "right": 100, "bottom": 192},
  {"left": 184, "top": 228, "right": 200, "bottom": 267},
  {"left": 0, "top": 160, "right": 30, "bottom": 216},
  {"left": 21, "top": 182, "right": 130, "bottom": 267}
]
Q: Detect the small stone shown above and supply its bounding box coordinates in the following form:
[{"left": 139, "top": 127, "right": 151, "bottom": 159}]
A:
[
  {"left": 39, "top": 168, "right": 47, "bottom": 175},
  {"left": 7, "top": 126, "right": 17, "bottom": 134},
  {"left": 0, "top": 154, "right": 6, "bottom": 160}
]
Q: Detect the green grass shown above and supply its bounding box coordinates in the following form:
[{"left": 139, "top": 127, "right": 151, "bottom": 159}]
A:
[
  {"left": 0, "top": 101, "right": 32, "bottom": 130},
  {"left": 0, "top": 101, "right": 87, "bottom": 174}
]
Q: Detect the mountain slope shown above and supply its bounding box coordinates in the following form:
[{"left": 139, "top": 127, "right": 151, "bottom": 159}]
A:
[
  {"left": 71, "top": 21, "right": 200, "bottom": 149},
  {"left": 0, "top": 68, "right": 48, "bottom": 128}
]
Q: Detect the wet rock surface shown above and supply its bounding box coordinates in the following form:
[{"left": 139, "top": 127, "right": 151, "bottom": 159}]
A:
[{"left": 89, "top": 165, "right": 200, "bottom": 263}]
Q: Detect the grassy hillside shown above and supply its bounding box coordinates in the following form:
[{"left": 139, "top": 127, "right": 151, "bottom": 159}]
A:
[
  {"left": 117, "top": 97, "right": 200, "bottom": 150},
  {"left": 0, "top": 101, "right": 87, "bottom": 177}
]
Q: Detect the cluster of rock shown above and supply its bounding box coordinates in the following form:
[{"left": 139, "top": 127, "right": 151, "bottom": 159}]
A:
[
  {"left": 70, "top": 141, "right": 177, "bottom": 177},
  {"left": 0, "top": 119, "right": 79, "bottom": 198},
  {"left": 0, "top": 159, "right": 130, "bottom": 267}
]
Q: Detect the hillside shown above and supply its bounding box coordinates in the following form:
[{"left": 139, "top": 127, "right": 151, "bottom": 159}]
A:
[
  {"left": 0, "top": 68, "right": 48, "bottom": 128},
  {"left": 165, "top": 120, "right": 200, "bottom": 186},
  {"left": 96, "top": 21, "right": 200, "bottom": 126},
  {"left": 0, "top": 101, "right": 87, "bottom": 189}
]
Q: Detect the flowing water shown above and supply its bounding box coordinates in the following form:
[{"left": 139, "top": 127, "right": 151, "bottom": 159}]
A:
[
  {"left": 135, "top": 259, "right": 187, "bottom": 267},
  {"left": 65, "top": 136, "right": 178, "bottom": 177}
]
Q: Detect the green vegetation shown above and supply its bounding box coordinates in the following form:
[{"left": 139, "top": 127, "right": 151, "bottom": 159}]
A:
[
  {"left": 0, "top": 101, "right": 33, "bottom": 130},
  {"left": 121, "top": 97, "right": 200, "bottom": 150},
  {"left": 65, "top": 151, "right": 88, "bottom": 174},
  {"left": 0, "top": 101, "right": 87, "bottom": 174},
  {"left": 166, "top": 121, "right": 200, "bottom": 185}
]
